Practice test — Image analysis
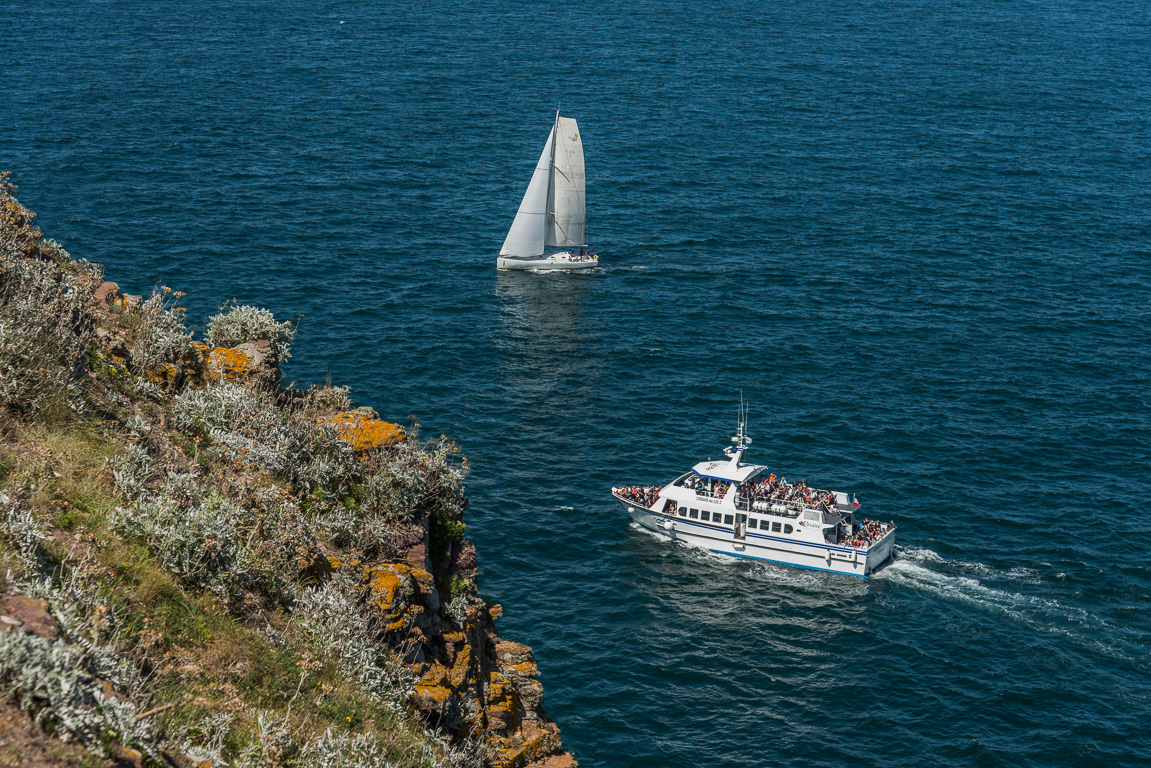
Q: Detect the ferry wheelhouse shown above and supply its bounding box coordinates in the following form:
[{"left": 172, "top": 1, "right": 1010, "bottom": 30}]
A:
[{"left": 611, "top": 419, "right": 895, "bottom": 577}]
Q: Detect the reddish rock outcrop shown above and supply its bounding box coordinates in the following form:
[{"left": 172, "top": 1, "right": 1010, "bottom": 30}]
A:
[
  {"left": 327, "top": 513, "right": 573, "bottom": 766},
  {"left": 93, "top": 280, "right": 120, "bottom": 305},
  {"left": 0, "top": 596, "right": 61, "bottom": 640},
  {"left": 351, "top": 548, "right": 575, "bottom": 767}
]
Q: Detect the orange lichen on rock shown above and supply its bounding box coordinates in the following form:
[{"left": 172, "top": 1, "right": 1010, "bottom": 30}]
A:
[
  {"left": 206, "top": 346, "right": 254, "bottom": 382},
  {"left": 413, "top": 663, "right": 455, "bottom": 721},
  {"left": 364, "top": 565, "right": 413, "bottom": 628},
  {"left": 188, "top": 341, "right": 210, "bottom": 366},
  {"left": 534, "top": 753, "right": 578, "bottom": 768},
  {"left": 367, "top": 565, "right": 404, "bottom": 605},
  {"left": 507, "top": 660, "right": 540, "bottom": 678},
  {"left": 146, "top": 362, "right": 180, "bottom": 387},
  {"left": 495, "top": 640, "right": 536, "bottom": 667},
  {"left": 448, "top": 639, "right": 476, "bottom": 687},
  {"left": 487, "top": 720, "right": 565, "bottom": 768},
  {"left": 360, "top": 561, "right": 438, "bottom": 637},
  {"left": 325, "top": 411, "right": 406, "bottom": 452},
  {"left": 484, "top": 676, "right": 525, "bottom": 733}
]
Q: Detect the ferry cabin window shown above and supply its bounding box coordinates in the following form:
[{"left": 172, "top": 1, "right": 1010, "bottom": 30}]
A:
[
  {"left": 723, "top": 514, "right": 734, "bottom": 526},
  {"left": 772, "top": 522, "right": 782, "bottom": 533},
  {"left": 700, "top": 510, "right": 710, "bottom": 522},
  {"left": 689, "top": 509, "right": 699, "bottom": 519},
  {"left": 678, "top": 508, "right": 687, "bottom": 517},
  {"left": 747, "top": 519, "right": 757, "bottom": 529},
  {"left": 784, "top": 524, "right": 793, "bottom": 534}
]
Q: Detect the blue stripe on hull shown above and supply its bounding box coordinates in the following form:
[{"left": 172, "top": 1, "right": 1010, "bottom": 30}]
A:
[{"left": 619, "top": 497, "right": 892, "bottom": 577}]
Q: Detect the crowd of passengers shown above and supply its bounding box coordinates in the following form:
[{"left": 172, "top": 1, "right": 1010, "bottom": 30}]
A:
[
  {"left": 826, "top": 518, "right": 895, "bottom": 548},
  {"left": 850, "top": 519, "right": 893, "bottom": 548},
  {"left": 735, "top": 474, "right": 837, "bottom": 512},
  {"left": 617, "top": 484, "right": 662, "bottom": 508}
]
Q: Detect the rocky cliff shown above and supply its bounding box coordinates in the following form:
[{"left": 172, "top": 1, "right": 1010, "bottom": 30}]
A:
[{"left": 0, "top": 172, "right": 574, "bottom": 768}]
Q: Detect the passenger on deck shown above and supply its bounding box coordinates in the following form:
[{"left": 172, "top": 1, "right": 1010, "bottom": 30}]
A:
[
  {"left": 617, "top": 483, "right": 663, "bottom": 508},
  {"left": 844, "top": 518, "right": 895, "bottom": 548}
]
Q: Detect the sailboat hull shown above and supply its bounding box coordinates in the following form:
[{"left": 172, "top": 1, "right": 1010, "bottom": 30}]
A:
[{"left": 497, "top": 251, "right": 598, "bottom": 271}]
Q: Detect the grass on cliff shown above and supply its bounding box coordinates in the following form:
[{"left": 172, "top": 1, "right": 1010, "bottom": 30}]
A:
[
  {"left": 0, "top": 177, "right": 483, "bottom": 767},
  {"left": 0, "top": 416, "right": 444, "bottom": 766}
]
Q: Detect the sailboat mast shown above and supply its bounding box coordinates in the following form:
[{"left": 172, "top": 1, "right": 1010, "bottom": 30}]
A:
[{"left": 544, "top": 109, "right": 559, "bottom": 244}]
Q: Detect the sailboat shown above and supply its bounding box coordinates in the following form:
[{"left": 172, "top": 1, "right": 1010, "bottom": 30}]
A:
[{"left": 497, "top": 112, "right": 598, "bottom": 270}]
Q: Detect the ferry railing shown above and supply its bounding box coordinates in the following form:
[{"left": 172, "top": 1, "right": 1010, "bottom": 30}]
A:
[
  {"left": 735, "top": 496, "right": 828, "bottom": 517},
  {"left": 613, "top": 488, "right": 660, "bottom": 508}
]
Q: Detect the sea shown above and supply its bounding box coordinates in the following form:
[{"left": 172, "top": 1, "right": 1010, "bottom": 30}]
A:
[{"left": 3, "top": 1, "right": 1149, "bottom": 765}]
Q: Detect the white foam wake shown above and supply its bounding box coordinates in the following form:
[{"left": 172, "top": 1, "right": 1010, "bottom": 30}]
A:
[{"left": 876, "top": 547, "right": 1137, "bottom": 660}]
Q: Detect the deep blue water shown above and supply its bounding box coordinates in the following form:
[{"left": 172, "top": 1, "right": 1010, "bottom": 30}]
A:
[{"left": 4, "top": 1, "right": 1151, "bottom": 765}]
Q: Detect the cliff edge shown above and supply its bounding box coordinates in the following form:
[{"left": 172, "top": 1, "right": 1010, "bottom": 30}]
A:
[{"left": 0, "top": 172, "right": 575, "bottom": 768}]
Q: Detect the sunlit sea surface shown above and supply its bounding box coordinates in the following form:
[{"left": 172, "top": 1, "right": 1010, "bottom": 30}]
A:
[{"left": 4, "top": 1, "right": 1150, "bottom": 765}]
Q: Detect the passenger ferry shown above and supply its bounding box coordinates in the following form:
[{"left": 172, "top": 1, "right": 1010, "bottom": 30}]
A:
[{"left": 611, "top": 416, "right": 896, "bottom": 577}]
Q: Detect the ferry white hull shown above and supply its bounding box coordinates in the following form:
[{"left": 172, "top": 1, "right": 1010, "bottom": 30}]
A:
[
  {"left": 497, "top": 251, "right": 598, "bottom": 271},
  {"left": 626, "top": 504, "right": 895, "bottom": 578}
]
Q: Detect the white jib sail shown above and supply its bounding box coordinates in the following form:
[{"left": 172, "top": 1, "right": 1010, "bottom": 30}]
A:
[
  {"left": 546, "top": 116, "right": 586, "bottom": 249},
  {"left": 500, "top": 126, "right": 555, "bottom": 258}
]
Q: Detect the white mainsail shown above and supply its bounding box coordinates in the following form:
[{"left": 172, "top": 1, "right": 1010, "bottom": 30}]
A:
[
  {"left": 499, "top": 114, "right": 586, "bottom": 259},
  {"left": 546, "top": 116, "right": 585, "bottom": 249}
]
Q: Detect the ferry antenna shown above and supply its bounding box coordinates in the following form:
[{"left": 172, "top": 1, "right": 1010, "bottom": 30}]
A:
[{"left": 727, "top": 393, "right": 752, "bottom": 461}]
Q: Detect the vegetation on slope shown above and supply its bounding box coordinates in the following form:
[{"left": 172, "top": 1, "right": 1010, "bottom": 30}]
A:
[{"left": 0, "top": 174, "right": 568, "bottom": 768}]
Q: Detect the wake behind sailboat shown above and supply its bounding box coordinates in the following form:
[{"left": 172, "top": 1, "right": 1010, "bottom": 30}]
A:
[{"left": 498, "top": 113, "right": 598, "bottom": 271}]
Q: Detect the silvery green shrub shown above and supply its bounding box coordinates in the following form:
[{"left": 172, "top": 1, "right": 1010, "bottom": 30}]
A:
[
  {"left": 0, "top": 249, "right": 93, "bottom": 419},
  {"left": 232, "top": 709, "right": 294, "bottom": 768},
  {"left": 0, "top": 490, "right": 46, "bottom": 564},
  {"left": 295, "top": 579, "right": 413, "bottom": 710},
  {"left": 24, "top": 572, "right": 142, "bottom": 697},
  {"left": 206, "top": 303, "right": 295, "bottom": 360},
  {"left": 361, "top": 437, "right": 464, "bottom": 518},
  {"left": 111, "top": 491, "right": 245, "bottom": 599},
  {"left": 298, "top": 729, "right": 400, "bottom": 768},
  {"left": 443, "top": 594, "right": 470, "bottom": 628},
  {"left": 0, "top": 630, "right": 155, "bottom": 758},
  {"left": 110, "top": 443, "right": 152, "bottom": 501},
  {"left": 293, "top": 383, "right": 353, "bottom": 416},
  {"left": 0, "top": 495, "right": 154, "bottom": 757},
  {"left": 172, "top": 382, "right": 266, "bottom": 435},
  {"left": 364, "top": 446, "right": 427, "bottom": 523},
  {"left": 173, "top": 383, "right": 357, "bottom": 498},
  {"left": 309, "top": 501, "right": 360, "bottom": 549},
  {"left": 177, "top": 712, "right": 232, "bottom": 767},
  {"left": 130, "top": 286, "right": 193, "bottom": 381}
]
